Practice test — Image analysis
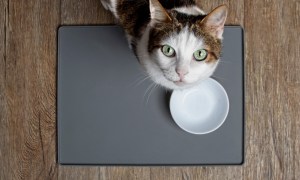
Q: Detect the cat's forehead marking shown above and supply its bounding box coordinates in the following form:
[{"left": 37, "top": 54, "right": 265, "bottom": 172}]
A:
[
  {"left": 166, "top": 26, "right": 204, "bottom": 52},
  {"left": 165, "top": 27, "right": 204, "bottom": 65},
  {"left": 147, "top": 10, "right": 222, "bottom": 61},
  {"left": 170, "top": 10, "right": 206, "bottom": 27},
  {"left": 148, "top": 24, "right": 221, "bottom": 60},
  {"left": 163, "top": 27, "right": 218, "bottom": 64}
]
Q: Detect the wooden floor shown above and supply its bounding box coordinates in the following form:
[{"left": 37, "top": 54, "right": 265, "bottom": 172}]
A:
[{"left": 0, "top": 0, "right": 299, "bottom": 179}]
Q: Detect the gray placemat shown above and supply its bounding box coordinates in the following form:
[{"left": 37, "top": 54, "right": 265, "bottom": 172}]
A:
[{"left": 58, "top": 26, "right": 244, "bottom": 165}]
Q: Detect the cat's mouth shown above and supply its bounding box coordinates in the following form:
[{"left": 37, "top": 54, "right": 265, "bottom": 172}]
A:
[
  {"left": 160, "top": 71, "right": 194, "bottom": 89},
  {"left": 163, "top": 75, "right": 188, "bottom": 87},
  {"left": 174, "top": 80, "right": 186, "bottom": 86}
]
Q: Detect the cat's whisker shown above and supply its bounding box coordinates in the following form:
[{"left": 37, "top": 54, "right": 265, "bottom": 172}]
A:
[
  {"left": 129, "top": 75, "right": 148, "bottom": 86},
  {"left": 143, "top": 84, "right": 152, "bottom": 103},
  {"left": 146, "top": 84, "right": 158, "bottom": 105},
  {"left": 143, "top": 82, "right": 155, "bottom": 105},
  {"left": 211, "top": 75, "right": 227, "bottom": 81},
  {"left": 130, "top": 71, "right": 163, "bottom": 88},
  {"left": 134, "top": 74, "right": 147, "bottom": 81},
  {"left": 155, "top": 82, "right": 169, "bottom": 95},
  {"left": 133, "top": 75, "right": 152, "bottom": 87}
]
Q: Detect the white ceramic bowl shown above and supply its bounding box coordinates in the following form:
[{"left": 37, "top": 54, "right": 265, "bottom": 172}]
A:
[{"left": 170, "top": 78, "right": 229, "bottom": 134}]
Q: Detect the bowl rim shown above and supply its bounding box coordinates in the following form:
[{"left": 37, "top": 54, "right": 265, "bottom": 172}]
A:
[{"left": 169, "top": 78, "right": 230, "bottom": 135}]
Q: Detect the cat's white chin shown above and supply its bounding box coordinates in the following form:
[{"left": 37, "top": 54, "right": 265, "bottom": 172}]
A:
[
  {"left": 168, "top": 77, "right": 213, "bottom": 90},
  {"left": 142, "top": 61, "right": 212, "bottom": 90}
]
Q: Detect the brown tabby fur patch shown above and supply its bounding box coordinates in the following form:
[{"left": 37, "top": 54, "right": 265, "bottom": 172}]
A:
[
  {"left": 148, "top": 10, "right": 221, "bottom": 63},
  {"left": 117, "top": 0, "right": 222, "bottom": 62}
]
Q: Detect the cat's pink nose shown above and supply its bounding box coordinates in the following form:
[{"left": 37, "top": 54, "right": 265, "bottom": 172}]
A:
[{"left": 176, "top": 68, "right": 188, "bottom": 80}]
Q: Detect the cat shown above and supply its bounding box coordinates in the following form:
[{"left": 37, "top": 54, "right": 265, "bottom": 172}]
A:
[{"left": 100, "top": 0, "right": 228, "bottom": 90}]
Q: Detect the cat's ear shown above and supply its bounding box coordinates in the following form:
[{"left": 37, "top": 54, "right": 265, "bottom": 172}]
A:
[
  {"left": 199, "top": 5, "right": 228, "bottom": 39},
  {"left": 149, "top": 0, "right": 172, "bottom": 24}
]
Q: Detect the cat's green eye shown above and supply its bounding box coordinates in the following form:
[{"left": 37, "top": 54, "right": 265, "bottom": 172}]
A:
[
  {"left": 161, "top": 45, "right": 176, "bottom": 57},
  {"left": 194, "top": 49, "right": 208, "bottom": 61}
]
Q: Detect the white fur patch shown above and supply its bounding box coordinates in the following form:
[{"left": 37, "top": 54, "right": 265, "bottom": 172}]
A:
[
  {"left": 137, "top": 25, "right": 219, "bottom": 90},
  {"left": 174, "top": 5, "right": 206, "bottom": 16},
  {"left": 136, "top": 25, "right": 178, "bottom": 89}
]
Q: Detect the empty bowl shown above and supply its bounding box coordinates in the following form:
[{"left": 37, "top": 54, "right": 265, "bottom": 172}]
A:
[{"left": 170, "top": 78, "right": 229, "bottom": 134}]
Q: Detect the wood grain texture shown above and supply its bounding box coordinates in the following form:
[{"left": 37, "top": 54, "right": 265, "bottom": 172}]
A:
[
  {"left": 0, "top": 0, "right": 60, "bottom": 179},
  {"left": 61, "top": 0, "right": 115, "bottom": 24},
  {"left": 0, "top": 0, "right": 8, "bottom": 178},
  {"left": 244, "top": 0, "right": 300, "bottom": 179},
  {"left": 0, "top": 0, "right": 299, "bottom": 179}
]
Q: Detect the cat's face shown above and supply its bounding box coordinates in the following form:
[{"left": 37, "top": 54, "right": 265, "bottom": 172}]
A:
[
  {"left": 138, "top": 1, "right": 228, "bottom": 90},
  {"left": 148, "top": 23, "right": 222, "bottom": 89}
]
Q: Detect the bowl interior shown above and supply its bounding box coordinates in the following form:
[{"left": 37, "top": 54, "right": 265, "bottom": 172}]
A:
[{"left": 170, "top": 78, "right": 229, "bottom": 134}]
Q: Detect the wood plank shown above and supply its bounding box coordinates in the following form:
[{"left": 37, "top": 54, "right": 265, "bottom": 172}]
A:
[
  {"left": 0, "top": 0, "right": 8, "bottom": 179},
  {"left": 103, "top": 167, "right": 150, "bottom": 180},
  {"left": 276, "top": 1, "right": 300, "bottom": 178},
  {"left": 244, "top": 0, "right": 300, "bottom": 179},
  {"left": 1, "top": 0, "right": 60, "bottom": 179},
  {"left": 61, "top": 0, "right": 115, "bottom": 24},
  {"left": 58, "top": 167, "right": 100, "bottom": 180}
]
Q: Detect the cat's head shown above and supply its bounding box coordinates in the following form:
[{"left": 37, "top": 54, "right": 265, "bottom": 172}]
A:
[{"left": 138, "top": 0, "right": 228, "bottom": 90}]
